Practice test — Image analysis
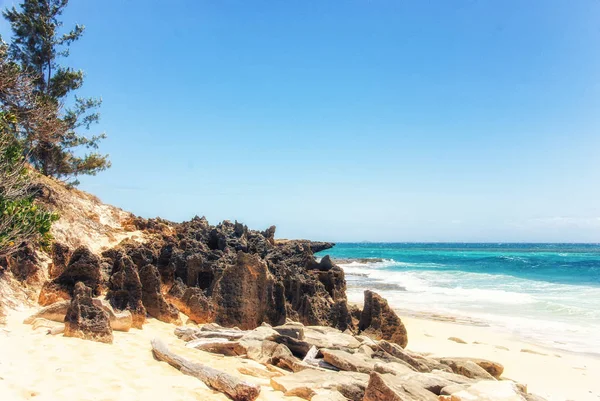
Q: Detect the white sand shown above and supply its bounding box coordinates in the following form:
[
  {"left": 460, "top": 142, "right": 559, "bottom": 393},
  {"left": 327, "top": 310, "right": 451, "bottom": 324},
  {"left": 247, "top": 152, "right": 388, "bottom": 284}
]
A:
[
  {"left": 402, "top": 316, "right": 600, "bottom": 401},
  {"left": 0, "top": 308, "right": 302, "bottom": 401},
  {"left": 1, "top": 307, "right": 598, "bottom": 401}
]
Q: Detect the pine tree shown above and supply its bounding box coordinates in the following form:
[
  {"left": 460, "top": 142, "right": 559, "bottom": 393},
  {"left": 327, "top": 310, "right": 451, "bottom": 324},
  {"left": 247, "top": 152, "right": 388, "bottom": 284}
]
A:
[
  {"left": 3, "top": 0, "right": 110, "bottom": 184},
  {"left": 1, "top": 41, "right": 58, "bottom": 257}
]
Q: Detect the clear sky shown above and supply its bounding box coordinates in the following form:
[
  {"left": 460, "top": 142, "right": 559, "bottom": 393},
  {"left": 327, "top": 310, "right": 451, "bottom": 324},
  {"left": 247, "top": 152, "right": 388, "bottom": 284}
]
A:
[{"left": 1, "top": 0, "right": 599, "bottom": 242}]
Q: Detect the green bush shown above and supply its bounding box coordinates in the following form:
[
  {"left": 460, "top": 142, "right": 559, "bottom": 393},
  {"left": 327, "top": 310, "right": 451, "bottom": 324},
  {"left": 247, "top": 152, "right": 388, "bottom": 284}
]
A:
[{"left": 0, "top": 111, "right": 59, "bottom": 257}]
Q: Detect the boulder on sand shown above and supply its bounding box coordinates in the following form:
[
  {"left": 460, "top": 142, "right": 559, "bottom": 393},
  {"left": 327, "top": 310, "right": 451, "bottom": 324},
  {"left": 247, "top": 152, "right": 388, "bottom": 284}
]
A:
[{"left": 64, "top": 282, "right": 113, "bottom": 343}]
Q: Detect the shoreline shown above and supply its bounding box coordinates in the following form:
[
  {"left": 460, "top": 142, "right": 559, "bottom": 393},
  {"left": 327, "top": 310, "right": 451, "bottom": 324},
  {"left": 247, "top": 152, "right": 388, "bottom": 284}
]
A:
[{"left": 347, "top": 301, "right": 600, "bottom": 401}]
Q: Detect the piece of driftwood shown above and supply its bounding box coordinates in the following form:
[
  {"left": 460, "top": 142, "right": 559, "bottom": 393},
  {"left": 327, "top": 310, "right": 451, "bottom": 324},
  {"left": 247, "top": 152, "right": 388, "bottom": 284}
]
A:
[
  {"left": 48, "top": 325, "right": 65, "bottom": 335},
  {"left": 151, "top": 338, "right": 260, "bottom": 401},
  {"left": 175, "top": 327, "right": 246, "bottom": 342}
]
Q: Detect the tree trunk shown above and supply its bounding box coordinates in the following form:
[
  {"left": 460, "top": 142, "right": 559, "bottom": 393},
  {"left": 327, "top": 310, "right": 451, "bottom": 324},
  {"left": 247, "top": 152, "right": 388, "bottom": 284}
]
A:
[{"left": 150, "top": 338, "right": 260, "bottom": 401}]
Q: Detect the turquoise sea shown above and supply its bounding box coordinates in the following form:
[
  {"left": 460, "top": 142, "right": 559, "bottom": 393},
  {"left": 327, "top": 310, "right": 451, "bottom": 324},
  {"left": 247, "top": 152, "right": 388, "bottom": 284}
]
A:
[{"left": 317, "top": 243, "right": 600, "bottom": 355}]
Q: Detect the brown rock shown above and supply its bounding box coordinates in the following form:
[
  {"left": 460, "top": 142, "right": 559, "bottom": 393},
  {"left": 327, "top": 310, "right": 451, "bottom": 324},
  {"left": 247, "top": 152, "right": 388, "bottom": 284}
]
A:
[
  {"left": 105, "top": 256, "right": 146, "bottom": 328},
  {"left": 439, "top": 358, "right": 496, "bottom": 380},
  {"left": 39, "top": 246, "right": 102, "bottom": 306},
  {"left": 359, "top": 290, "right": 408, "bottom": 347},
  {"left": 49, "top": 242, "right": 72, "bottom": 279},
  {"left": 139, "top": 264, "right": 181, "bottom": 324},
  {"left": 448, "top": 337, "right": 467, "bottom": 344},
  {"left": 441, "top": 357, "right": 504, "bottom": 379},
  {"left": 213, "top": 252, "right": 286, "bottom": 329},
  {"left": 64, "top": 282, "right": 113, "bottom": 343},
  {"left": 166, "top": 278, "right": 215, "bottom": 323}
]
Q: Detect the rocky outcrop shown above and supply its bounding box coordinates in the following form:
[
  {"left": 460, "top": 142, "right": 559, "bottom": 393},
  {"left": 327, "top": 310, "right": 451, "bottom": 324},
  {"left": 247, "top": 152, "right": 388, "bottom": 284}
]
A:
[
  {"left": 167, "top": 278, "right": 215, "bottom": 323},
  {"left": 49, "top": 242, "right": 72, "bottom": 279},
  {"left": 359, "top": 290, "right": 408, "bottom": 347},
  {"left": 38, "top": 246, "right": 102, "bottom": 306},
  {"left": 213, "top": 252, "right": 286, "bottom": 329},
  {"left": 64, "top": 282, "right": 113, "bottom": 343},
  {"left": 105, "top": 255, "right": 146, "bottom": 328},
  {"left": 139, "top": 264, "right": 181, "bottom": 324}
]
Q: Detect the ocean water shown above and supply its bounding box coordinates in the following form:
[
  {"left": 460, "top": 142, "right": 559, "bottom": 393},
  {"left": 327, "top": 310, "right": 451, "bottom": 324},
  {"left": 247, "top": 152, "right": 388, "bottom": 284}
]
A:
[{"left": 316, "top": 243, "right": 600, "bottom": 355}]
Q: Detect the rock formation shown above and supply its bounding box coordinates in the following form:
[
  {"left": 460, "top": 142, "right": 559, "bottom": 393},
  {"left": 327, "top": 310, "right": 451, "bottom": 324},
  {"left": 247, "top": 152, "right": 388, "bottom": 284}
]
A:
[
  {"left": 139, "top": 264, "right": 181, "bottom": 324},
  {"left": 38, "top": 246, "right": 102, "bottom": 306},
  {"left": 105, "top": 255, "right": 146, "bottom": 328},
  {"left": 64, "top": 282, "right": 113, "bottom": 343},
  {"left": 359, "top": 290, "right": 408, "bottom": 347}
]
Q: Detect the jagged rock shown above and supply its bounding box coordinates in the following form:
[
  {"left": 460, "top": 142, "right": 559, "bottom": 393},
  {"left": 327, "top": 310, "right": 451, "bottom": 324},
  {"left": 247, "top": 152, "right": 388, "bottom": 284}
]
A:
[
  {"left": 105, "top": 256, "right": 146, "bottom": 328},
  {"left": 167, "top": 278, "right": 215, "bottom": 323},
  {"left": 359, "top": 290, "right": 408, "bottom": 347},
  {"left": 139, "top": 264, "right": 181, "bottom": 324},
  {"left": 64, "top": 282, "right": 113, "bottom": 343},
  {"left": 439, "top": 358, "right": 496, "bottom": 380},
  {"left": 306, "top": 255, "right": 335, "bottom": 271},
  {"left": 6, "top": 245, "right": 44, "bottom": 284},
  {"left": 213, "top": 252, "right": 286, "bottom": 329},
  {"left": 321, "top": 348, "right": 376, "bottom": 373},
  {"left": 363, "top": 371, "right": 438, "bottom": 401},
  {"left": 449, "top": 381, "right": 526, "bottom": 401},
  {"left": 49, "top": 242, "right": 72, "bottom": 279},
  {"left": 261, "top": 225, "right": 276, "bottom": 245},
  {"left": 39, "top": 246, "right": 102, "bottom": 306}
]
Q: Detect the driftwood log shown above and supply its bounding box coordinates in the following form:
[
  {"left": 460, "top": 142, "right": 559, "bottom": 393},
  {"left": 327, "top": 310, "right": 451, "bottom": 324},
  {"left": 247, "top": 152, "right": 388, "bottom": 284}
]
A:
[
  {"left": 151, "top": 338, "right": 260, "bottom": 401},
  {"left": 175, "top": 326, "right": 246, "bottom": 342}
]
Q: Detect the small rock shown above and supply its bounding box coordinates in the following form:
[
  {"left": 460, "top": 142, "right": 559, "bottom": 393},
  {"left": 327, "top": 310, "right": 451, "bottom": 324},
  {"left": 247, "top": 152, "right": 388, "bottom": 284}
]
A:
[
  {"left": 439, "top": 358, "right": 496, "bottom": 380},
  {"left": 448, "top": 337, "right": 468, "bottom": 344}
]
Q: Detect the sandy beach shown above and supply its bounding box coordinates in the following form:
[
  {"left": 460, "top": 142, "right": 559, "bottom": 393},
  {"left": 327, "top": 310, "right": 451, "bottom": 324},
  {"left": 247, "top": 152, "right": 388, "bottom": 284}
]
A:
[{"left": 1, "top": 305, "right": 597, "bottom": 401}]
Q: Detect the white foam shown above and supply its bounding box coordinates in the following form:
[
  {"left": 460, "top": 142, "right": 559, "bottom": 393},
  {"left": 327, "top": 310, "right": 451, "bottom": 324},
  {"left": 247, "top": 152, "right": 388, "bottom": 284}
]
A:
[{"left": 340, "top": 259, "right": 600, "bottom": 354}]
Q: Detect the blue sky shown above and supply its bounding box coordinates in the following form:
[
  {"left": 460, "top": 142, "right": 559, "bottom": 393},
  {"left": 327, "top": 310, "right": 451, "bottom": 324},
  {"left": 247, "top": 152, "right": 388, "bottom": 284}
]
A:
[{"left": 1, "top": 0, "right": 600, "bottom": 242}]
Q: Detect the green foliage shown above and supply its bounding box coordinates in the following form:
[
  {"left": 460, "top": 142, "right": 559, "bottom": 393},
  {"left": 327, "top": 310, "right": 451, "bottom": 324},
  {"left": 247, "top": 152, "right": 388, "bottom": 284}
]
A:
[
  {"left": 2, "top": 0, "right": 110, "bottom": 183},
  {"left": 0, "top": 112, "right": 59, "bottom": 257}
]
